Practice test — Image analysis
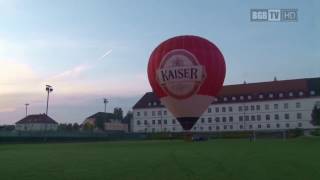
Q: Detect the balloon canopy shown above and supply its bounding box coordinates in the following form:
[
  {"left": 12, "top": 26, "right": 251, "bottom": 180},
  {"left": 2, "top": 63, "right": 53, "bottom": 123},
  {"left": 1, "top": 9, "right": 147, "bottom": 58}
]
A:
[{"left": 148, "top": 35, "right": 226, "bottom": 130}]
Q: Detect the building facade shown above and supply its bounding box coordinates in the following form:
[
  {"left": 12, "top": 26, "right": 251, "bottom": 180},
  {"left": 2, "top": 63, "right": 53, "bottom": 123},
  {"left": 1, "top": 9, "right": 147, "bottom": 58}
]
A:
[
  {"left": 132, "top": 77, "right": 320, "bottom": 133},
  {"left": 82, "top": 112, "right": 128, "bottom": 132},
  {"left": 15, "top": 114, "right": 58, "bottom": 131}
]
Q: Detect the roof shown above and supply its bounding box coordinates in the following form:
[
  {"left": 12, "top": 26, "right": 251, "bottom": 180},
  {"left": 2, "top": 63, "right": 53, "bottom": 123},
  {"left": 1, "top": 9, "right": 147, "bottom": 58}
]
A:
[
  {"left": 133, "top": 77, "right": 320, "bottom": 109},
  {"left": 16, "top": 114, "right": 58, "bottom": 124},
  {"left": 85, "top": 112, "right": 116, "bottom": 123}
]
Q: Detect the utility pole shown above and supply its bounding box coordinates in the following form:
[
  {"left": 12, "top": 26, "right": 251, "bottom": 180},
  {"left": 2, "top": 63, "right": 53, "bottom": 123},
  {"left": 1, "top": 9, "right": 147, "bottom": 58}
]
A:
[
  {"left": 45, "top": 85, "right": 53, "bottom": 115},
  {"left": 103, "top": 98, "right": 108, "bottom": 113},
  {"left": 25, "top": 103, "right": 29, "bottom": 116}
]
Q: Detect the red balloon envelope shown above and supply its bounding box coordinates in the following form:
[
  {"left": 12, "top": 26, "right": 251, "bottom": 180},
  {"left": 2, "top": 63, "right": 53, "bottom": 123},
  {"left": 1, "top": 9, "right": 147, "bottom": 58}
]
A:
[{"left": 148, "top": 35, "right": 226, "bottom": 130}]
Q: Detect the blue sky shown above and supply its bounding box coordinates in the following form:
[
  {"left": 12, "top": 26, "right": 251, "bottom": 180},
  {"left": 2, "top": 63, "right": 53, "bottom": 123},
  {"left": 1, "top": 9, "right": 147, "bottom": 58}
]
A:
[{"left": 0, "top": 0, "right": 319, "bottom": 124}]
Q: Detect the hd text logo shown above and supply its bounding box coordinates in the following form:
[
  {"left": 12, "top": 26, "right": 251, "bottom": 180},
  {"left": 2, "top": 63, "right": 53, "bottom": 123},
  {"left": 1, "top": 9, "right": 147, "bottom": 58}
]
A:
[{"left": 251, "top": 9, "right": 298, "bottom": 22}]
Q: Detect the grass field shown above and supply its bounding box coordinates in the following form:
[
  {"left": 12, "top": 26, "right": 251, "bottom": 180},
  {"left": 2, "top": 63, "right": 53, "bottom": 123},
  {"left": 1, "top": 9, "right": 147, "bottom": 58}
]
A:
[{"left": 0, "top": 138, "right": 320, "bottom": 180}]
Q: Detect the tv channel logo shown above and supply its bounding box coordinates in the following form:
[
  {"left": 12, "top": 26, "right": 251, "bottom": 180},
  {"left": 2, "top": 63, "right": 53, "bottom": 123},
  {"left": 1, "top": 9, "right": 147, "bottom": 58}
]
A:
[{"left": 251, "top": 9, "right": 298, "bottom": 22}]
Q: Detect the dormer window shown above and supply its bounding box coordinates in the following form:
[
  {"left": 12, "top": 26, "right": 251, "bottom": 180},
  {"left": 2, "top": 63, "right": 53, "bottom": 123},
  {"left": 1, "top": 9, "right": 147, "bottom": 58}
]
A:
[
  {"left": 240, "top": 96, "right": 244, "bottom": 100},
  {"left": 299, "top": 91, "right": 304, "bottom": 96},
  {"left": 289, "top": 92, "right": 293, "bottom": 97},
  {"left": 248, "top": 96, "right": 252, "bottom": 100},
  {"left": 148, "top": 102, "right": 152, "bottom": 106},
  {"left": 153, "top": 102, "right": 157, "bottom": 106},
  {"left": 213, "top": 97, "right": 218, "bottom": 102},
  {"left": 269, "top": 94, "right": 274, "bottom": 98},
  {"left": 279, "top": 93, "right": 283, "bottom": 98},
  {"left": 259, "top": 94, "right": 264, "bottom": 99},
  {"left": 223, "top": 97, "right": 228, "bottom": 101},
  {"left": 232, "top": 97, "right": 236, "bottom": 101},
  {"left": 310, "top": 91, "right": 315, "bottom": 95}
]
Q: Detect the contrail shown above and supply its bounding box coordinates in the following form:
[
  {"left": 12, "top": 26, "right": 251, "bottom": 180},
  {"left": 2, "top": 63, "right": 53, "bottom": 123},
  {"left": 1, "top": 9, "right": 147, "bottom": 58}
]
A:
[{"left": 98, "top": 49, "right": 113, "bottom": 61}]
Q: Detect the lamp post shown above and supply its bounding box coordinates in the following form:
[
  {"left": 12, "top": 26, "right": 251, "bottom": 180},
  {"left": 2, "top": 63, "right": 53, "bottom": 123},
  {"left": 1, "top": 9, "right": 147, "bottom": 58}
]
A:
[
  {"left": 103, "top": 98, "right": 108, "bottom": 113},
  {"left": 45, "top": 85, "right": 53, "bottom": 115},
  {"left": 25, "top": 103, "right": 29, "bottom": 116}
]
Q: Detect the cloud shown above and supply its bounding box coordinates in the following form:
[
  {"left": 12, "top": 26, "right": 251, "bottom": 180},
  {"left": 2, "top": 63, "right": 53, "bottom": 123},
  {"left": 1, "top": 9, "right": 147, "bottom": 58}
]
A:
[{"left": 0, "top": 107, "right": 16, "bottom": 113}]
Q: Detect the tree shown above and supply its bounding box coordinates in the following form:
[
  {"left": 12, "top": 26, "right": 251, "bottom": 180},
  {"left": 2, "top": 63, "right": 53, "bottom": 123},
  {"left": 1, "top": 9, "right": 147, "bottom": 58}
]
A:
[
  {"left": 83, "top": 123, "right": 94, "bottom": 132},
  {"left": 123, "top": 111, "right": 133, "bottom": 123},
  {"left": 311, "top": 104, "right": 320, "bottom": 126},
  {"left": 72, "top": 123, "right": 80, "bottom": 131},
  {"left": 113, "top": 107, "right": 123, "bottom": 120}
]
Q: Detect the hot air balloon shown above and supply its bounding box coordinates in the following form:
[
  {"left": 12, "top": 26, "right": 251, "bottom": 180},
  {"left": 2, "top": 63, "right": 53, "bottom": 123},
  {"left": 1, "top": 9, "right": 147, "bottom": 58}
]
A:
[{"left": 147, "top": 35, "right": 226, "bottom": 131}]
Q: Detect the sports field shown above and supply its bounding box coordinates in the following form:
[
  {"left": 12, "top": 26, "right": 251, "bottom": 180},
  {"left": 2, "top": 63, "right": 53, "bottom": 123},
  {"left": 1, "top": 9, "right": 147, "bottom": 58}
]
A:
[{"left": 0, "top": 138, "right": 319, "bottom": 180}]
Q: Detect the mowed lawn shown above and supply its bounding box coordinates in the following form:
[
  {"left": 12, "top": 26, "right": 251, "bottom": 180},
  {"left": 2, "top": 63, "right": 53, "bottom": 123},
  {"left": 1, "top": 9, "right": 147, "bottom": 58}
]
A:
[{"left": 0, "top": 138, "right": 320, "bottom": 180}]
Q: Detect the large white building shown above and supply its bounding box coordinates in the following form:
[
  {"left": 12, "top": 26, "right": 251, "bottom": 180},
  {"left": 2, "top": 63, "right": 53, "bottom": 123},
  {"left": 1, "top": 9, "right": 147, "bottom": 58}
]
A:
[
  {"left": 132, "top": 77, "right": 320, "bottom": 133},
  {"left": 15, "top": 114, "right": 58, "bottom": 131}
]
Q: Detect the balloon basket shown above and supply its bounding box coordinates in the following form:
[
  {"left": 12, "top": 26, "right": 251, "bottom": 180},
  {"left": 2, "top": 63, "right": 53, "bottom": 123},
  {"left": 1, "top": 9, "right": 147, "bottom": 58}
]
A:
[{"left": 183, "top": 132, "right": 193, "bottom": 142}]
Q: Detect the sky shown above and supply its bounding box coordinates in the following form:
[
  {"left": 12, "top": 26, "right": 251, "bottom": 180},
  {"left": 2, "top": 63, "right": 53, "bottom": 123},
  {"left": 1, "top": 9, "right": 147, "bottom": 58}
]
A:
[{"left": 0, "top": 0, "right": 319, "bottom": 125}]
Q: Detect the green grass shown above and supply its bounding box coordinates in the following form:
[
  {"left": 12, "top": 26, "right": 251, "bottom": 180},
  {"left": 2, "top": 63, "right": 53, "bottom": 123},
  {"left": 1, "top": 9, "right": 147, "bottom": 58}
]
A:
[{"left": 0, "top": 138, "right": 320, "bottom": 180}]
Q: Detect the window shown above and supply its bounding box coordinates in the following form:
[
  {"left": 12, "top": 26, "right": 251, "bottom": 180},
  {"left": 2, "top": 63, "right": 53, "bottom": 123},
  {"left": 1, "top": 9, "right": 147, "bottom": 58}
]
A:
[
  {"left": 144, "top": 111, "right": 148, "bottom": 116},
  {"left": 289, "top": 92, "right": 293, "bottom": 97},
  {"left": 208, "top": 117, "right": 212, "bottom": 123},
  {"left": 232, "top": 97, "right": 236, "bottom": 101},
  {"left": 163, "top": 110, "right": 167, "bottom": 115},
  {"left": 223, "top": 97, "right": 228, "bottom": 101},
  {"left": 193, "top": 127, "right": 197, "bottom": 130},
  {"left": 201, "top": 118, "right": 205, "bottom": 123},
  {"left": 269, "top": 94, "right": 274, "bottom": 98},
  {"left": 153, "top": 102, "right": 157, "bottom": 106},
  {"left": 152, "top": 120, "right": 155, "bottom": 125},
  {"left": 244, "top": 106, "right": 248, "bottom": 111},
  {"left": 215, "top": 107, "right": 219, "bottom": 113},
  {"left": 297, "top": 113, "right": 302, "bottom": 119},
  {"left": 152, "top": 128, "right": 155, "bottom": 132},
  {"left": 286, "top": 123, "right": 290, "bottom": 128},
  {"left": 266, "top": 114, "right": 270, "bottom": 120},
  {"left": 145, "top": 128, "right": 147, "bottom": 132},
  {"left": 222, "top": 107, "right": 226, "bottom": 112},
  {"left": 248, "top": 95, "right": 252, "bottom": 100},
  {"left": 222, "top": 117, "right": 227, "bottom": 122},
  {"left": 256, "top": 105, "right": 261, "bottom": 111},
  {"left": 208, "top": 108, "right": 212, "bottom": 113},
  {"left": 285, "top": 113, "right": 290, "bottom": 120},
  {"left": 245, "top": 116, "right": 250, "bottom": 121},
  {"left": 299, "top": 91, "right": 304, "bottom": 96},
  {"left": 208, "top": 126, "right": 212, "bottom": 131},
  {"left": 265, "top": 104, "right": 270, "bottom": 110},
  {"left": 172, "top": 119, "right": 176, "bottom": 124},
  {"left": 276, "top": 124, "right": 280, "bottom": 128},
  {"left": 148, "top": 102, "right": 152, "bottom": 106},
  {"left": 240, "top": 96, "right": 244, "bottom": 100},
  {"left": 257, "top": 115, "right": 261, "bottom": 121},
  {"left": 239, "top": 116, "right": 243, "bottom": 122},
  {"left": 137, "top": 112, "right": 140, "bottom": 116},
  {"left": 158, "top": 120, "right": 161, "bottom": 124},
  {"left": 229, "top": 125, "right": 233, "bottom": 129},
  {"left": 172, "top": 127, "right": 176, "bottom": 131},
  {"left": 279, "top": 93, "right": 284, "bottom": 98},
  {"left": 258, "top": 124, "right": 262, "bottom": 129},
  {"left": 215, "top": 117, "right": 220, "bottom": 122},
  {"left": 251, "top": 115, "right": 255, "bottom": 121},
  {"left": 250, "top": 105, "right": 255, "bottom": 111},
  {"left": 137, "top": 120, "right": 141, "bottom": 125},
  {"left": 249, "top": 125, "right": 253, "bottom": 129},
  {"left": 163, "top": 119, "right": 167, "bottom": 124},
  {"left": 274, "top": 104, "right": 278, "bottom": 110},
  {"left": 238, "top": 106, "right": 243, "bottom": 112},
  {"left": 216, "top": 126, "right": 220, "bottom": 130},
  {"left": 267, "top": 124, "right": 271, "bottom": 128},
  {"left": 296, "top": 102, "right": 301, "bottom": 108},
  {"left": 284, "top": 103, "right": 289, "bottom": 109},
  {"left": 152, "top": 111, "right": 155, "bottom": 116},
  {"left": 224, "top": 125, "right": 227, "bottom": 129},
  {"left": 259, "top": 94, "right": 264, "bottom": 99},
  {"left": 274, "top": 114, "right": 279, "bottom": 120},
  {"left": 240, "top": 125, "right": 244, "bottom": 129},
  {"left": 229, "top": 116, "right": 233, "bottom": 122},
  {"left": 228, "top": 107, "right": 233, "bottom": 112},
  {"left": 158, "top": 111, "right": 162, "bottom": 116},
  {"left": 298, "top": 122, "right": 302, "bottom": 127},
  {"left": 200, "top": 127, "right": 203, "bottom": 130}
]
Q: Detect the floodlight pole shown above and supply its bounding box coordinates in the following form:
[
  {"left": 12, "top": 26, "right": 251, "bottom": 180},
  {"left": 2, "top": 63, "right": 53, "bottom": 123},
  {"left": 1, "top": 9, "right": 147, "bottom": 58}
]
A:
[
  {"left": 103, "top": 98, "right": 108, "bottom": 113},
  {"left": 25, "top": 103, "right": 29, "bottom": 116},
  {"left": 45, "top": 85, "right": 53, "bottom": 115}
]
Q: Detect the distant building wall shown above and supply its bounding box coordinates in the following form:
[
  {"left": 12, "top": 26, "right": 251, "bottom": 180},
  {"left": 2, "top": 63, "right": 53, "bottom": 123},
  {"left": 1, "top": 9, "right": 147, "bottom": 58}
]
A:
[{"left": 15, "top": 123, "right": 58, "bottom": 131}]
